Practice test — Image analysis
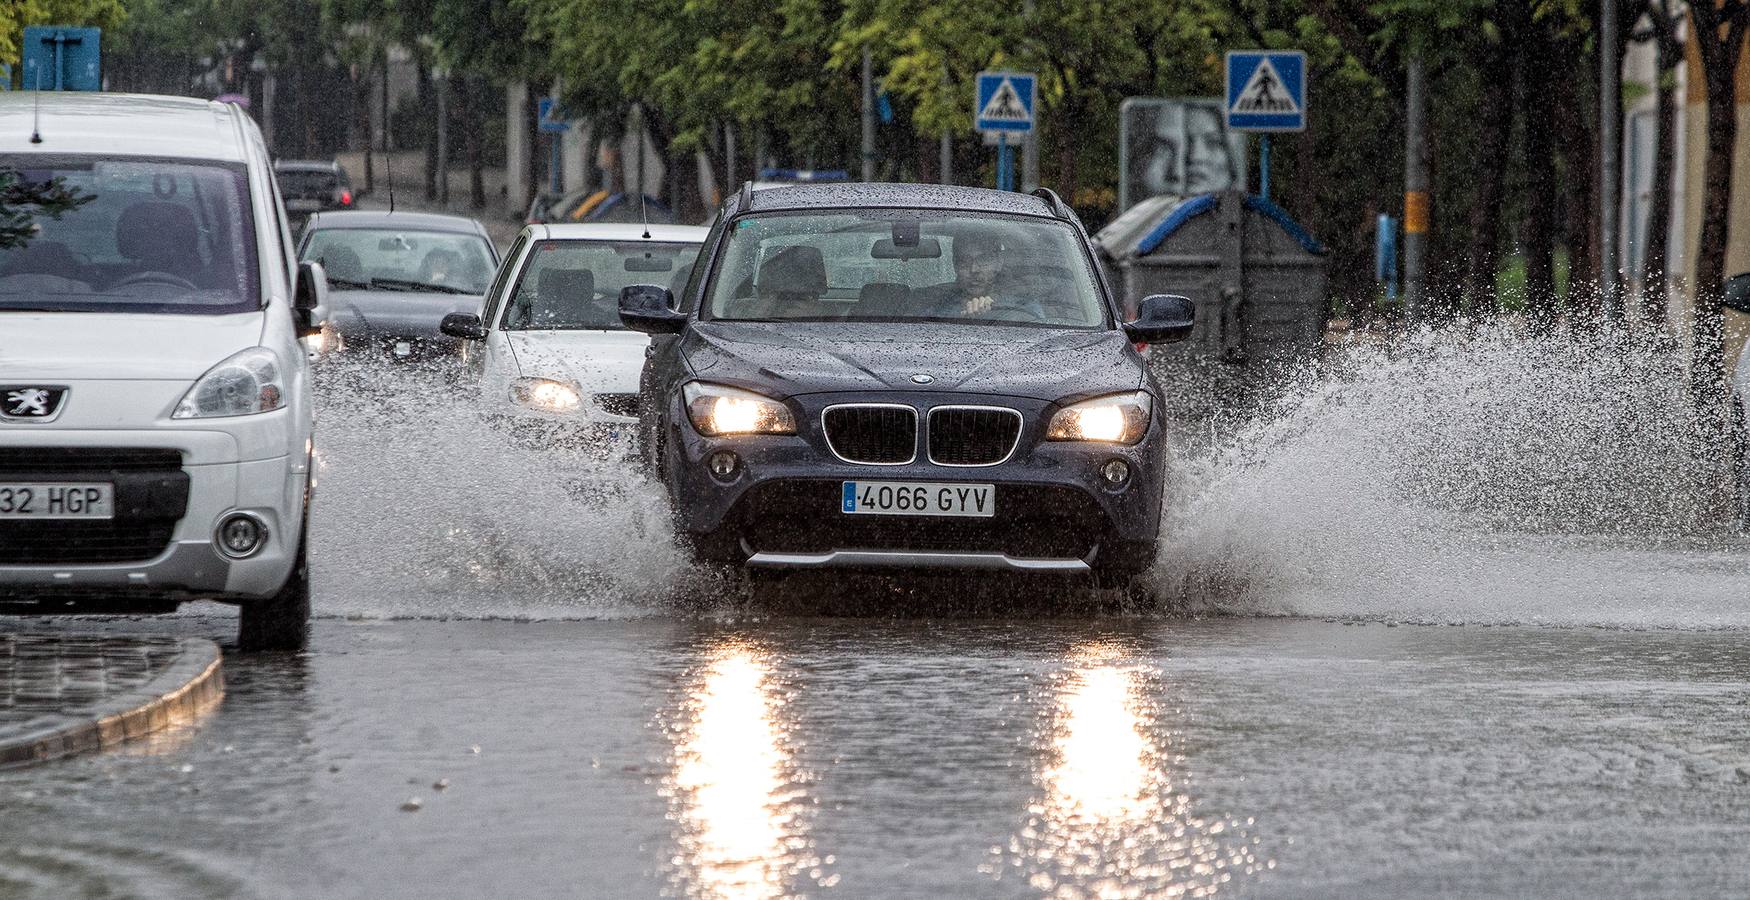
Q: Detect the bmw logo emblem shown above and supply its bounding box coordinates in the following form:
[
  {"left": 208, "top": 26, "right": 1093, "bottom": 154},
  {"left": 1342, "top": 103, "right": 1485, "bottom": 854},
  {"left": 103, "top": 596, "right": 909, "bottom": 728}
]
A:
[{"left": 910, "top": 374, "right": 934, "bottom": 385}]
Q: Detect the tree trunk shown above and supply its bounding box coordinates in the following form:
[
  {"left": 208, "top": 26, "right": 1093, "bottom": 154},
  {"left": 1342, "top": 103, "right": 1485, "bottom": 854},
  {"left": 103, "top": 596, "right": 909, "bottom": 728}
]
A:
[
  {"left": 1521, "top": 46, "right": 1558, "bottom": 329},
  {"left": 1641, "top": 54, "right": 1679, "bottom": 328},
  {"left": 1689, "top": 0, "right": 1750, "bottom": 407},
  {"left": 1553, "top": 38, "right": 1600, "bottom": 323},
  {"left": 418, "top": 61, "right": 436, "bottom": 201},
  {"left": 464, "top": 77, "right": 486, "bottom": 210},
  {"left": 1465, "top": 50, "right": 1512, "bottom": 316},
  {"left": 355, "top": 67, "right": 374, "bottom": 194}
]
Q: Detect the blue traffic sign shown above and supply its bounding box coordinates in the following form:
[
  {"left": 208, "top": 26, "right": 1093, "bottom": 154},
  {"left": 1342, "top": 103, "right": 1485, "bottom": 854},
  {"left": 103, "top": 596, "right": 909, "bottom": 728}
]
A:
[
  {"left": 975, "top": 71, "right": 1035, "bottom": 135},
  {"left": 21, "top": 27, "right": 102, "bottom": 92},
  {"left": 1225, "top": 51, "right": 1306, "bottom": 132},
  {"left": 537, "top": 97, "right": 569, "bottom": 133}
]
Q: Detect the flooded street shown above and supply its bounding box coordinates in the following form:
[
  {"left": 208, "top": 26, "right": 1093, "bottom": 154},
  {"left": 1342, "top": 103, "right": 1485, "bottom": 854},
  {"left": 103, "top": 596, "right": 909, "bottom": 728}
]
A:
[
  {"left": 8, "top": 340, "right": 1750, "bottom": 898},
  {"left": 4, "top": 615, "right": 1750, "bottom": 898}
]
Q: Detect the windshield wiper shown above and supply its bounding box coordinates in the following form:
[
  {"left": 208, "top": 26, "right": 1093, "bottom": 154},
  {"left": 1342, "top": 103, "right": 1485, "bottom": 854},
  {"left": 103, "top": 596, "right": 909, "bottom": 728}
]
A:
[
  {"left": 325, "top": 276, "right": 371, "bottom": 290},
  {"left": 368, "top": 277, "right": 474, "bottom": 295}
]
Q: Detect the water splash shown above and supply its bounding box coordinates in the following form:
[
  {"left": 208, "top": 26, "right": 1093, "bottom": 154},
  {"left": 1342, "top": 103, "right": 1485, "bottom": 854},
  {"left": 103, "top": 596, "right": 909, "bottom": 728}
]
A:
[
  {"left": 1152, "top": 328, "right": 1750, "bottom": 627},
  {"left": 307, "top": 358, "right": 707, "bottom": 619}
]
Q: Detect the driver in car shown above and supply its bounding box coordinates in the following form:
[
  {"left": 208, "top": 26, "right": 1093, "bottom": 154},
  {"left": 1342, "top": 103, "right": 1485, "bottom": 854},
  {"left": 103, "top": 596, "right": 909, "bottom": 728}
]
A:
[{"left": 914, "top": 230, "right": 1042, "bottom": 321}]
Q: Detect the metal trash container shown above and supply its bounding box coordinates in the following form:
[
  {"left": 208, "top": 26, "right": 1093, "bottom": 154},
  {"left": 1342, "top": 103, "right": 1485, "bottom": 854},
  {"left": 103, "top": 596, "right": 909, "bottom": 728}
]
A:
[{"left": 1094, "top": 189, "right": 1328, "bottom": 421}]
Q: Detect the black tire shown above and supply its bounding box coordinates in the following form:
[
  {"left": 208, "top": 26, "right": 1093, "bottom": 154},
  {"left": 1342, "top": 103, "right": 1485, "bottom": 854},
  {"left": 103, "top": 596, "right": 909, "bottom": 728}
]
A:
[{"left": 238, "top": 496, "right": 312, "bottom": 653}]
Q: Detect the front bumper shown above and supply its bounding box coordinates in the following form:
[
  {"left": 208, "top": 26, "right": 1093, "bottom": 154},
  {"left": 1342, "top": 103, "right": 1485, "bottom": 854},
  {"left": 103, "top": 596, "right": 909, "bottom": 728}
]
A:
[
  {"left": 0, "top": 427, "right": 305, "bottom": 602},
  {"left": 665, "top": 391, "right": 1164, "bottom": 574}
]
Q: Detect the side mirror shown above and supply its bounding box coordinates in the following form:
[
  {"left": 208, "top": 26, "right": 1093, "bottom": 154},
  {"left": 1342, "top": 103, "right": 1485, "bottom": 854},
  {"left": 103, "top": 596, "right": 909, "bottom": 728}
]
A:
[
  {"left": 1725, "top": 273, "right": 1750, "bottom": 314},
  {"left": 619, "top": 284, "right": 687, "bottom": 335},
  {"left": 440, "top": 312, "right": 488, "bottom": 340},
  {"left": 1122, "top": 294, "right": 1196, "bottom": 344},
  {"left": 293, "top": 260, "right": 330, "bottom": 338}
]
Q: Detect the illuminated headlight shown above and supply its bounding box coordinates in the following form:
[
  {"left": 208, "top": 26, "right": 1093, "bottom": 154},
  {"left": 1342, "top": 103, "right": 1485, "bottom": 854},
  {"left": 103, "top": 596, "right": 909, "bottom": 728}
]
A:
[
  {"left": 1045, "top": 391, "right": 1152, "bottom": 444},
  {"left": 303, "top": 323, "right": 341, "bottom": 356},
  {"left": 511, "top": 377, "right": 582, "bottom": 413},
  {"left": 683, "top": 381, "right": 796, "bottom": 436},
  {"left": 173, "top": 348, "right": 286, "bottom": 418}
]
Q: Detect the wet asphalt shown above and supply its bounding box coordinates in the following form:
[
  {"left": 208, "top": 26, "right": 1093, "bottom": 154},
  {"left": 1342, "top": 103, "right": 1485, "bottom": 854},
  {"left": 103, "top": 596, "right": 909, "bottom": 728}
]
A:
[{"left": 3, "top": 611, "right": 1749, "bottom": 899}]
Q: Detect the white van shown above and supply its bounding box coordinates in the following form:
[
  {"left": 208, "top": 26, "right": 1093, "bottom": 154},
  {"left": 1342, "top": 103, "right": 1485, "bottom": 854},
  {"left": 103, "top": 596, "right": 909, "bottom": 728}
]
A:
[{"left": 0, "top": 93, "right": 327, "bottom": 650}]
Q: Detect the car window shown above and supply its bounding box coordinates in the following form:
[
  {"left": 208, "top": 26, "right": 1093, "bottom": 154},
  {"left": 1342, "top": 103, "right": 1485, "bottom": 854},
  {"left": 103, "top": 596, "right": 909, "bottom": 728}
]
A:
[
  {"left": 300, "top": 228, "right": 496, "bottom": 294},
  {"left": 704, "top": 211, "right": 1106, "bottom": 328},
  {"left": 0, "top": 155, "right": 261, "bottom": 314},
  {"left": 275, "top": 170, "right": 339, "bottom": 196},
  {"left": 500, "top": 239, "right": 700, "bottom": 331},
  {"left": 481, "top": 230, "right": 530, "bottom": 326}
]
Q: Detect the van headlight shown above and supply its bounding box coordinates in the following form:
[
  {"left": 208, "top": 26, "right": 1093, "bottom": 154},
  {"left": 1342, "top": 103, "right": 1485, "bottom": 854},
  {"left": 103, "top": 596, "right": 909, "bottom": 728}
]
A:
[
  {"left": 1045, "top": 391, "right": 1152, "bottom": 444},
  {"left": 684, "top": 381, "right": 796, "bottom": 436},
  {"left": 173, "top": 348, "right": 286, "bottom": 418},
  {"left": 511, "top": 377, "right": 582, "bottom": 413}
]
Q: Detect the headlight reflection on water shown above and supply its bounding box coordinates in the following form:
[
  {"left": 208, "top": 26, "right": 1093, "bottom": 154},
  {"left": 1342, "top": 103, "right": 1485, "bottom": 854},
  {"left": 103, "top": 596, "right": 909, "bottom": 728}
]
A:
[
  {"left": 664, "top": 641, "right": 829, "bottom": 899},
  {"left": 994, "top": 642, "right": 1267, "bottom": 898}
]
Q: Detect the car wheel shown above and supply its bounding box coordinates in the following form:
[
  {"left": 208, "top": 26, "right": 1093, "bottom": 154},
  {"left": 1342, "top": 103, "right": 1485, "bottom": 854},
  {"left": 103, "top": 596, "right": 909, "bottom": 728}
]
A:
[{"left": 238, "top": 488, "right": 312, "bottom": 653}]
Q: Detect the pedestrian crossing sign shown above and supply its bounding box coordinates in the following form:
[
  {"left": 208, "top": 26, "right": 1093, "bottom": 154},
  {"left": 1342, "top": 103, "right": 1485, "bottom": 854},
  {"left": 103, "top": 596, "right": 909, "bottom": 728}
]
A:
[
  {"left": 1225, "top": 51, "right": 1306, "bottom": 132},
  {"left": 975, "top": 71, "right": 1035, "bottom": 135}
]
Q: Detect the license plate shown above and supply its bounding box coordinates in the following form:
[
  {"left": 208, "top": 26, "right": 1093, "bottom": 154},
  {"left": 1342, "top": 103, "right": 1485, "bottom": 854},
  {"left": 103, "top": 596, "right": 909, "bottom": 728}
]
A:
[
  {"left": 0, "top": 483, "right": 114, "bottom": 519},
  {"left": 842, "top": 481, "right": 994, "bottom": 517},
  {"left": 287, "top": 199, "right": 321, "bottom": 212}
]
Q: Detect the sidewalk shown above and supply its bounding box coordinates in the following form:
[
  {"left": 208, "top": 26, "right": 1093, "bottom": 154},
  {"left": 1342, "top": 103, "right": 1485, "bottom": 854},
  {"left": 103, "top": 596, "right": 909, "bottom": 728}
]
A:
[{"left": 0, "top": 633, "right": 223, "bottom": 766}]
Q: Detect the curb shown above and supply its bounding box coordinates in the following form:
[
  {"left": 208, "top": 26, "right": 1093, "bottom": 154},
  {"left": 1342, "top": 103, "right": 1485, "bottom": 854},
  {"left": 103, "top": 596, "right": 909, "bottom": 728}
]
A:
[{"left": 0, "top": 638, "right": 224, "bottom": 768}]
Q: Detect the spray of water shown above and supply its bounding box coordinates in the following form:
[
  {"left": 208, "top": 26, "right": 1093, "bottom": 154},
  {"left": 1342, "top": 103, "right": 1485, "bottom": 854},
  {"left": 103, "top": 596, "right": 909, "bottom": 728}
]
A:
[
  {"left": 308, "top": 358, "right": 719, "bottom": 620},
  {"left": 1151, "top": 328, "right": 1750, "bottom": 628}
]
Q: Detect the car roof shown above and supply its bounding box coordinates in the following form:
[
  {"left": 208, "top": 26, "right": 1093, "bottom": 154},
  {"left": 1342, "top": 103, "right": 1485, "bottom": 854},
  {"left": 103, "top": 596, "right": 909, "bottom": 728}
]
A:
[
  {"left": 304, "top": 210, "right": 488, "bottom": 236},
  {"left": 0, "top": 92, "right": 247, "bottom": 161},
  {"left": 533, "top": 223, "right": 710, "bottom": 243},
  {"left": 743, "top": 182, "right": 1060, "bottom": 218}
]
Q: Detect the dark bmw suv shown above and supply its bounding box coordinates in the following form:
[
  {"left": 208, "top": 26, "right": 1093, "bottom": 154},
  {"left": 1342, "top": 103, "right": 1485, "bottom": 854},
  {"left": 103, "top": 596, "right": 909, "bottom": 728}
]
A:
[{"left": 619, "top": 183, "right": 1193, "bottom": 590}]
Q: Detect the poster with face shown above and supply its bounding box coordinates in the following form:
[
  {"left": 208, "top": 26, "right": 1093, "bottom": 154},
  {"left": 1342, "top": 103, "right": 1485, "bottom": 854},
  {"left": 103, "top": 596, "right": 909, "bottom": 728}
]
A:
[{"left": 1119, "top": 98, "right": 1248, "bottom": 211}]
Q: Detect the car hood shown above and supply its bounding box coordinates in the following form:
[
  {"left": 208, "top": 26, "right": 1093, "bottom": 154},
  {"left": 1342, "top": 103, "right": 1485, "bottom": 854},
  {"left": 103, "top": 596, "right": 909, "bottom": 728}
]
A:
[
  {"left": 506, "top": 329, "right": 649, "bottom": 393},
  {"left": 329, "top": 289, "right": 481, "bottom": 338},
  {"left": 682, "top": 321, "right": 1144, "bottom": 401},
  {"left": 0, "top": 310, "right": 265, "bottom": 380}
]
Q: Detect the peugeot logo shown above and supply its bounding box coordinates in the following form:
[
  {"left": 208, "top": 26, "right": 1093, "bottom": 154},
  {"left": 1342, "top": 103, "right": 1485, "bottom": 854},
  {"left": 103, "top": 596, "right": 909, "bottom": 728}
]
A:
[
  {"left": 910, "top": 374, "right": 934, "bottom": 385},
  {"left": 0, "top": 386, "right": 68, "bottom": 421}
]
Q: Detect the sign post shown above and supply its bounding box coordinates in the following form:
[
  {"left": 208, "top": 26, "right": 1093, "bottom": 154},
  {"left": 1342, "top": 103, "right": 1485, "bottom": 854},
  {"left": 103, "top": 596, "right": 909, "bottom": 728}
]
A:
[
  {"left": 537, "top": 97, "right": 569, "bottom": 195},
  {"left": 975, "top": 71, "right": 1035, "bottom": 192},
  {"left": 1224, "top": 50, "right": 1306, "bottom": 202}
]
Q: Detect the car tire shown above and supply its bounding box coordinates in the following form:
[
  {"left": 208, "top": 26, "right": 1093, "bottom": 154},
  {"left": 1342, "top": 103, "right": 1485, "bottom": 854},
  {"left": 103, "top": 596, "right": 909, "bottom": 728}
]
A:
[{"left": 238, "top": 489, "right": 312, "bottom": 653}]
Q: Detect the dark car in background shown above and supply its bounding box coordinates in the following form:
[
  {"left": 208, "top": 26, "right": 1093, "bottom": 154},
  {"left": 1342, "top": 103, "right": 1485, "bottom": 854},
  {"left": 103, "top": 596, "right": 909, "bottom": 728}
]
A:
[
  {"left": 620, "top": 182, "right": 1195, "bottom": 593},
  {"left": 274, "top": 159, "right": 354, "bottom": 228},
  {"left": 298, "top": 210, "right": 498, "bottom": 364}
]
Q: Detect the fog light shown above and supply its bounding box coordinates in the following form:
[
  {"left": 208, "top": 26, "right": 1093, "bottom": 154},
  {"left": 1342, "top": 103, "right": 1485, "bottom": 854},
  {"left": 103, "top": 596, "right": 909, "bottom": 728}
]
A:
[
  {"left": 1101, "top": 459, "right": 1131, "bottom": 486},
  {"left": 708, "top": 450, "right": 739, "bottom": 479},
  {"left": 215, "top": 514, "right": 268, "bottom": 559}
]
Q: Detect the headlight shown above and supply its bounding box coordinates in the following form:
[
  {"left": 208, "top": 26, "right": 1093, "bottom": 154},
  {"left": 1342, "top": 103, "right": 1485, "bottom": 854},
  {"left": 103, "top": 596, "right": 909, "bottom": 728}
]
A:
[
  {"left": 683, "top": 381, "right": 796, "bottom": 436},
  {"left": 173, "top": 347, "right": 286, "bottom": 419},
  {"left": 302, "top": 323, "right": 341, "bottom": 356},
  {"left": 511, "top": 377, "right": 582, "bottom": 413},
  {"left": 1045, "top": 391, "right": 1152, "bottom": 444}
]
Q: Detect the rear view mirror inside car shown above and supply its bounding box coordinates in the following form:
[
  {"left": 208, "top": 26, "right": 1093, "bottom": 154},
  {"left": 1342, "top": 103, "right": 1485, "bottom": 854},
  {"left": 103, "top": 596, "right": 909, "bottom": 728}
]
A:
[
  {"left": 625, "top": 255, "right": 675, "bottom": 272},
  {"left": 871, "top": 237, "right": 941, "bottom": 260},
  {"left": 378, "top": 236, "right": 415, "bottom": 252}
]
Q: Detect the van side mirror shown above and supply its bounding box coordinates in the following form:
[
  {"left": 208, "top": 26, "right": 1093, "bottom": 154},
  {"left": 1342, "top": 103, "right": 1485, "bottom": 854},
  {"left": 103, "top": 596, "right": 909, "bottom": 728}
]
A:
[
  {"left": 619, "top": 284, "right": 687, "bottom": 334},
  {"left": 440, "top": 312, "right": 487, "bottom": 340},
  {"left": 293, "top": 260, "right": 330, "bottom": 337},
  {"left": 1123, "top": 294, "right": 1196, "bottom": 344},
  {"left": 1725, "top": 273, "right": 1750, "bottom": 314}
]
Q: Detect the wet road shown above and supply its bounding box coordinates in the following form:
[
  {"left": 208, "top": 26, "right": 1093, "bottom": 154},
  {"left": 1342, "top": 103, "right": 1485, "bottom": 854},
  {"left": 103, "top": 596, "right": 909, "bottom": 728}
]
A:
[{"left": 4, "top": 612, "right": 1750, "bottom": 898}]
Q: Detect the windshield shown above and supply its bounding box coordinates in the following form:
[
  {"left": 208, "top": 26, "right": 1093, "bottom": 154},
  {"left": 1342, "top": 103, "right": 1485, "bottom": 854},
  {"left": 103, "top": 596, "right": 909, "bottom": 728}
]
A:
[
  {"left": 301, "top": 228, "right": 495, "bottom": 295},
  {"left": 705, "top": 211, "right": 1106, "bottom": 328},
  {"left": 0, "top": 156, "right": 260, "bottom": 315},
  {"left": 500, "top": 239, "right": 699, "bottom": 330}
]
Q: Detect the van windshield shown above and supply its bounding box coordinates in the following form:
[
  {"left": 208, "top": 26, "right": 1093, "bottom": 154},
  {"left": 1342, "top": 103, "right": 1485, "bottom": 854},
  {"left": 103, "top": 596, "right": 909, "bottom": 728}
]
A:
[{"left": 0, "top": 156, "right": 260, "bottom": 315}]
